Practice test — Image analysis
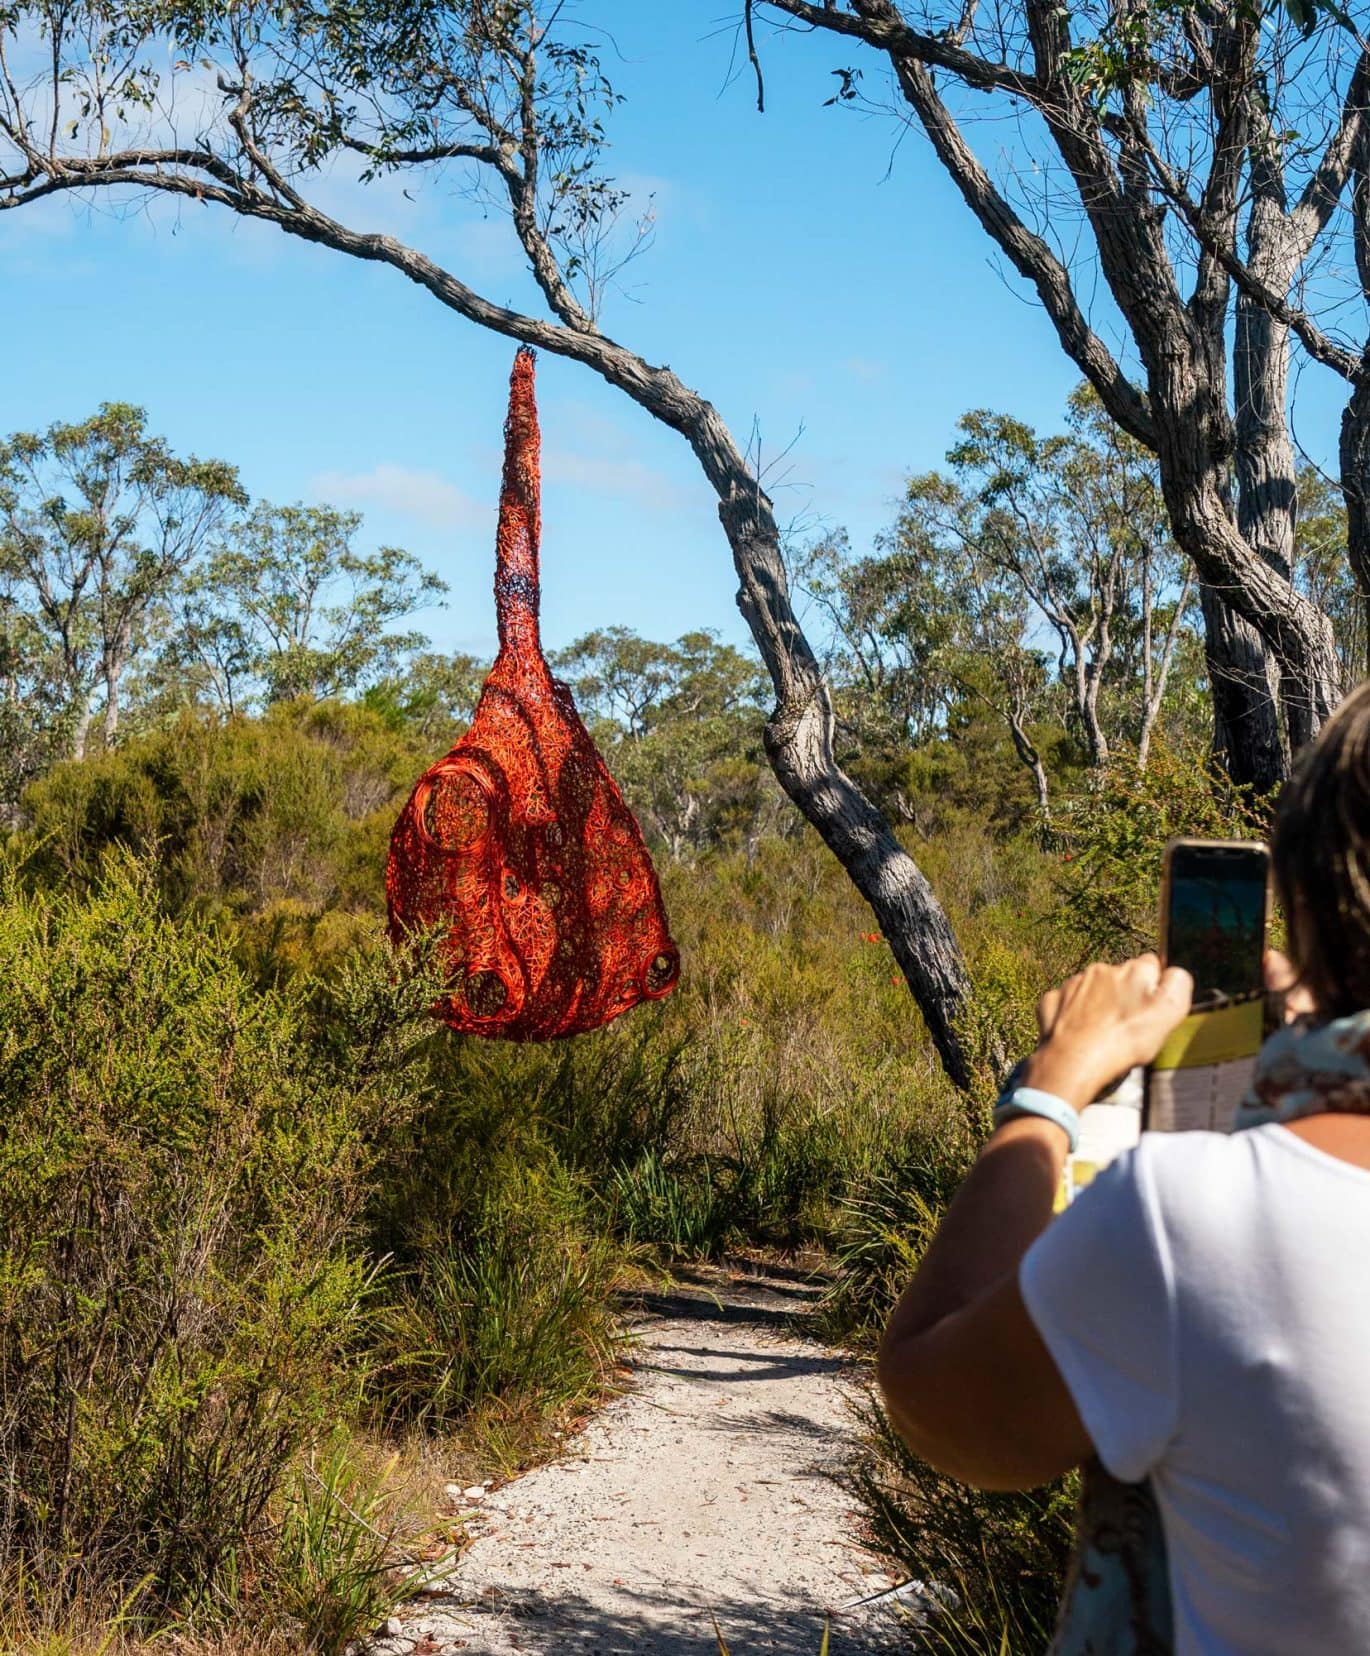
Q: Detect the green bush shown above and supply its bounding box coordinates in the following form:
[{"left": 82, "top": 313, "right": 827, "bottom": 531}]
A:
[
  {"left": 1056, "top": 744, "right": 1272, "bottom": 962},
  {"left": 15, "top": 700, "right": 432, "bottom": 981},
  {"left": 820, "top": 1118, "right": 977, "bottom": 1347},
  {"left": 0, "top": 854, "right": 435, "bottom": 1618},
  {"left": 369, "top": 1156, "right": 620, "bottom": 1456},
  {"left": 611, "top": 1147, "right": 733, "bottom": 1256}
]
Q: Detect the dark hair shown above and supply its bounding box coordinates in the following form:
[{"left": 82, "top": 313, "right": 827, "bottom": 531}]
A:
[{"left": 1273, "top": 679, "right": 1370, "bottom": 1019}]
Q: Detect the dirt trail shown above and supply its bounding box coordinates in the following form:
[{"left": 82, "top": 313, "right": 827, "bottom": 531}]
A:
[{"left": 367, "top": 1260, "right": 913, "bottom": 1655}]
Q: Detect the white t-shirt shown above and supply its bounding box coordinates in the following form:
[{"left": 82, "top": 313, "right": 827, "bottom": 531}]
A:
[{"left": 1021, "top": 1124, "right": 1370, "bottom": 1656}]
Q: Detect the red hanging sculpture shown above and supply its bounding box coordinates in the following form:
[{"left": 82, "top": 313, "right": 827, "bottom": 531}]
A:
[{"left": 386, "top": 348, "right": 680, "bottom": 1039}]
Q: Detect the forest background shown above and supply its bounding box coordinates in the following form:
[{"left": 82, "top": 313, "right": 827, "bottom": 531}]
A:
[{"left": 2, "top": 0, "right": 1367, "bottom": 1651}]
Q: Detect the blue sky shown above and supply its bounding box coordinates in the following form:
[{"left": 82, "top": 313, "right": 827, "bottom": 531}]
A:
[{"left": 0, "top": 0, "right": 1347, "bottom": 664}]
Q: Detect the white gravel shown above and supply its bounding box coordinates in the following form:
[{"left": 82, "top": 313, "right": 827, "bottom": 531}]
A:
[{"left": 373, "top": 1260, "right": 913, "bottom": 1655}]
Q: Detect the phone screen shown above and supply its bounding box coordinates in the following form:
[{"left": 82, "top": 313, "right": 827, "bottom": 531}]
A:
[
  {"left": 1165, "top": 843, "right": 1269, "bottom": 1010},
  {"left": 1146, "top": 840, "right": 1269, "bottom": 1133}
]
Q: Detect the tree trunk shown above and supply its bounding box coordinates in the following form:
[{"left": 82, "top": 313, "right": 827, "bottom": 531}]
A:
[
  {"left": 1197, "top": 585, "right": 1286, "bottom": 792},
  {"left": 1340, "top": 370, "right": 1370, "bottom": 675},
  {"left": 1233, "top": 167, "right": 1322, "bottom": 757},
  {"left": 1080, "top": 663, "right": 1109, "bottom": 767},
  {"left": 714, "top": 487, "right": 981, "bottom": 1088},
  {"left": 1007, "top": 713, "right": 1052, "bottom": 827},
  {"left": 70, "top": 696, "right": 95, "bottom": 762},
  {"left": 1342, "top": 150, "right": 1370, "bottom": 677},
  {"left": 102, "top": 660, "right": 122, "bottom": 744},
  {"left": 1138, "top": 567, "right": 1193, "bottom": 770}
]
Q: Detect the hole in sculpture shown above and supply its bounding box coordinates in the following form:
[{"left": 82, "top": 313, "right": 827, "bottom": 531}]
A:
[
  {"left": 423, "top": 773, "right": 488, "bottom": 848},
  {"left": 465, "top": 971, "right": 508, "bottom": 1018},
  {"left": 644, "top": 952, "right": 678, "bottom": 995}
]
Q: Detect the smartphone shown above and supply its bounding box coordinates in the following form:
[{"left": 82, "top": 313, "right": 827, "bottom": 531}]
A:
[{"left": 1144, "top": 837, "right": 1270, "bottom": 1133}]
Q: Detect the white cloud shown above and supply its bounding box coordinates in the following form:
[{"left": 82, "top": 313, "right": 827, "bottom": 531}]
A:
[
  {"left": 842, "top": 356, "right": 888, "bottom": 383},
  {"left": 310, "top": 463, "right": 489, "bottom": 531},
  {"left": 538, "top": 401, "right": 698, "bottom": 511},
  {"left": 541, "top": 448, "right": 692, "bottom": 510}
]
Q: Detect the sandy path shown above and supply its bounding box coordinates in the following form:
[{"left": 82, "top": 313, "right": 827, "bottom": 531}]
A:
[{"left": 368, "top": 1260, "right": 912, "bottom": 1656}]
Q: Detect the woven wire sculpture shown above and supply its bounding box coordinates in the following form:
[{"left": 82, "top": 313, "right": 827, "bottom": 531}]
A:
[{"left": 386, "top": 348, "right": 680, "bottom": 1039}]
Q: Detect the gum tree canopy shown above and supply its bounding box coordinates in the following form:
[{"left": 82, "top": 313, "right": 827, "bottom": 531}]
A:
[
  {"left": 755, "top": 0, "right": 1368, "bottom": 793},
  {"left": 0, "top": 1, "right": 983, "bottom": 1085}
]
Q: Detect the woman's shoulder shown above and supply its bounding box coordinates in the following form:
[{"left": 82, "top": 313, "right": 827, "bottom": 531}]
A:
[
  {"left": 1133, "top": 1120, "right": 1362, "bottom": 1184},
  {"left": 1123, "top": 1122, "right": 1365, "bottom": 1252}
]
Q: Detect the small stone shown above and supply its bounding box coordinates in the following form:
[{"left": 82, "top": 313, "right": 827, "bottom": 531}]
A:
[
  {"left": 444, "top": 1483, "right": 464, "bottom": 1502},
  {"left": 380, "top": 1617, "right": 403, "bottom": 1638},
  {"left": 463, "top": 1484, "right": 486, "bottom": 1500}
]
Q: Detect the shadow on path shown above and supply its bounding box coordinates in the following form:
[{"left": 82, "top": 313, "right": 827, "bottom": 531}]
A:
[
  {"left": 635, "top": 1345, "right": 850, "bottom": 1385},
  {"left": 623, "top": 1289, "right": 815, "bottom": 1336},
  {"left": 401, "top": 1579, "right": 907, "bottom": 1655}
]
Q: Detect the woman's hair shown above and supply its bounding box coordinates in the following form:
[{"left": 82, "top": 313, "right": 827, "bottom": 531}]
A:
[{"left": 1274, "top": 679, "right": 1370, "bottom": 1018}]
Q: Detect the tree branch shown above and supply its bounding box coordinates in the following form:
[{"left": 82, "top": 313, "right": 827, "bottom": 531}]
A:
[
  {"left": 1140, "top": 133, "right": 1365, "bottom": 383},
  {"left": 760, "top": 0, "right": 1045, "bottom": 100},
  {"left": 338, "top": 133, "right": 505, "bottom": 169},
  {"left": 1290, "top": 48, "right": 1370, "bottom": 259},
  {"left": 889, "top": 52, "right": 1154, "bottom": 447}
]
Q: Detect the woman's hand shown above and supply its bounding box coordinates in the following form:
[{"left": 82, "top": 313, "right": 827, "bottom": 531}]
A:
[{"left": 1020, "top": 953, "right": 1194, "bottom": 1108}]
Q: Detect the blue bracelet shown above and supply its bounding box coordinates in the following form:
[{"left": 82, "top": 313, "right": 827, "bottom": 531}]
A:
[{"left": 992, "top": 1085, "right": 1081, "bottom": 1151}]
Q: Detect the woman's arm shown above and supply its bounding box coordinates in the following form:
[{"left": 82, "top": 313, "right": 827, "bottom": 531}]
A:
[{"left": 876, "top": 953, "right": 1192, "bottom": 1489}]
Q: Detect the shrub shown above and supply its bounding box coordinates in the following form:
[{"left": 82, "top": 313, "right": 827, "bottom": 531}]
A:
[
  {"left": 1055, "top": 744, "right": 1272, "bottom": 963},
  {"left": 15, "top": 700, "right": 432, "bottom": 980},
  {"left": 369, "top": 1156, "right": 620, "bottom": 1458},
  {"left": 821, "top": 1115, "right": 978, "bottom": 1347},
  {"left": 0, "top": 854, "right": 435, "bottom": 1618}
]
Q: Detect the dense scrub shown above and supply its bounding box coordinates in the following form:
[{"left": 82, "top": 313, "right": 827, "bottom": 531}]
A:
[
  {"left": 0, "top": 696, "right": 1259, "bottom": 1653},
  {"left": 0, "top": 854, "right": 440, "bottom": 1634}
]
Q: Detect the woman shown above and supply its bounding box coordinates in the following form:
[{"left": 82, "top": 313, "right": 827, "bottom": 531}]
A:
[{"left": 878, "top": 683, "right": 1370, "bottom": 1654}]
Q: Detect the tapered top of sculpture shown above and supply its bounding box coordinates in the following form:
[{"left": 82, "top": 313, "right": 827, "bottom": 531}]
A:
[{"left": 495, "top": 347, "right": 542, "bottom": 663}]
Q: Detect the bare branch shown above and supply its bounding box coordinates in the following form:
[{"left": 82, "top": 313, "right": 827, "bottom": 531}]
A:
[
  {"left": 1290, "top": 49, "right": 1370, "bottom": 258},
  {"left": 338, "top": 133, "right": 505, "bottom": 169},
  {"left": 1140, "top": 132, "right": 1365, "bottom": 383},
  {"left": 887, "top": 52, "right": 1154, "bottom": 447},
  {"left": 744, "top": 0, "right": 766, "bottom": 113},
  {"left": 761, "top": 0, "right": 1045, "bottom": 100}
]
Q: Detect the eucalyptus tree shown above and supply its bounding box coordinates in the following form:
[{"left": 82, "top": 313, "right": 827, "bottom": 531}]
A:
[
  {"left": 0, "top": 403, "right": 243, "bottom": 759},
  {"left": 1130, "top": 51, "right": 1370, "bottom": 678},
  {"left": 806, "top": 515, "right": 1059, "bottom": 818},
  {"left": 0, "top": 584, "right": 69, "bottom": 818},
  {"left": 0, "top": 1, "right": 981, "bottom": 1080},
  {"left": 556, "top": 627, "right": 779, "bottom": 861},
  {"left": 755, "top": 0, "right": 1365, "bottom": 791},
  {"left": 810, "top": 387, "right": 1194, "bottom": 810},
  {"left": 942, "top": 389, "right": 1194, "bottom": 770},
  {"left": 177, "top": 502, "right": 446, "bottom": 707}
]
